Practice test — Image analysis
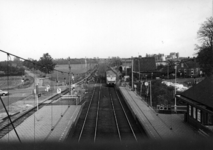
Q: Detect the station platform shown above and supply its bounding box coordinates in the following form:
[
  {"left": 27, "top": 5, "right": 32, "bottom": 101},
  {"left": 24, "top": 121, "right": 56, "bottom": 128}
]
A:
[
  {"left": 0, "top": 105, "right": 81, "bottom": 143},
  {"left": 119, "top": 86, "right": 202, "bottom": 140}
]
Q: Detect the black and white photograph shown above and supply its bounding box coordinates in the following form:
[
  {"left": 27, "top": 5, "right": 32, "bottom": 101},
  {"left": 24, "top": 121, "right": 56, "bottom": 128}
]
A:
[{"left": 0, "top": 0, "right": 212, "bottom": 149}]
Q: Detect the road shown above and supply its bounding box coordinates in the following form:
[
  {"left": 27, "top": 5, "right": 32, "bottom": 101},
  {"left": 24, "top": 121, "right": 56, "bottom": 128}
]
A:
[{"left": 0, "top": 70, "right": 38, "bottom": 110}]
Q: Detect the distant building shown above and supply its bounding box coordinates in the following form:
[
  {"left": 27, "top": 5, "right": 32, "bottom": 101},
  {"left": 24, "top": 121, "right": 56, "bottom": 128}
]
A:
[
  {"left": 120, "top": 59, "right": 132, "bottom": 74},
  {"left": 133, "top": 57, "right": 156, "bottom": 72},
  {"left": 166, "top": 52, "right": 179, "bottom": 60},
  {"left": 176, "top": 75, "right": 213, "bottom": 136},
  {"left": 146, "top": 53, "right": 165, "bottom": 62},
  {"left": 177, "top": 58, "right": 202, "bottom": 78},
  {"left": 146, "top": 52, "right": 180, "bottom": 67}
]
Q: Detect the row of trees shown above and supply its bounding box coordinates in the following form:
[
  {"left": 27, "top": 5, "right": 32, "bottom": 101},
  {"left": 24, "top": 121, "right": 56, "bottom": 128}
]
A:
[
  {"left": 0, "top": 53, "right": 56, "bottom": 76},
  {"left": 109, "top": 57, "right": 122, "bottom": 67},
  {"left": 53, "top": 58, "right": 98, "bottom": 65},
  {"left": 0, "top": 61, "right": 25, "bottom": 76}
]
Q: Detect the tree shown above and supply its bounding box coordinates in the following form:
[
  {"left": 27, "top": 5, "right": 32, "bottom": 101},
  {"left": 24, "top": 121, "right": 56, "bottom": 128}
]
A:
[
  {"left": 197, "top": 17, "right": 213, "bottom": 48},
  {"left": 151, "top": 80, "right": 174, "bottom": 107},
  {"left": 23, "top": 58, "right": 38, "bottom": 70},
  {"left": 13, "top": 57, "right": 23, "bottom": 67},
  {"left": 38, "top": 53, "right": 56, "bottom": 74},
  {"left": 196, "top": 17, "right": 213, "bottom": 75},
  {"left": 196, "top": 46, "right": 212, "bottom": 75}
]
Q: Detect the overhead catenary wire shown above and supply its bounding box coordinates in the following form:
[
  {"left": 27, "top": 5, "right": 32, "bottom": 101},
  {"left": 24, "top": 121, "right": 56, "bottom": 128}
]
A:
[{"left": 0, "top": 49, "right": 70, "bottom": 75}]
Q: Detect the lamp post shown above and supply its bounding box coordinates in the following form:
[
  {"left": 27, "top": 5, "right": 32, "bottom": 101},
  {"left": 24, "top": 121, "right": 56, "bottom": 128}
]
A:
[
  {"left": 131, "top": 58, "right": 134, "bottom": 90},
  {"left": 138, "top": 57, "right": 140, "bottom": 81},
  {"left": 167, "top": 61, "right": 169, "bottom": 79},
  {"left": 174, "top": 63, "right": 177, "bottom": 112}
]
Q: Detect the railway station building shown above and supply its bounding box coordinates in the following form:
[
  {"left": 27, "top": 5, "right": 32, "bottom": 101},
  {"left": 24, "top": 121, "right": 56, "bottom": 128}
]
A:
[{"left": 176, "top": 75, "right": 213, "bottom": 136}]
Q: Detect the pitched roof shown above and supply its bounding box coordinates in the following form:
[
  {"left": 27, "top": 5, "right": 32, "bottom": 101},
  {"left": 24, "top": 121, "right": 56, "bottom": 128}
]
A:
[
  {"left": 133, "top": 57, "right": 156, "bottom": 72},
  {"left": 177, "top": 59, "right": 200, "bottom": 69},
  {"left": 180, "top": 75, "right": 213, "bottom": 108}
]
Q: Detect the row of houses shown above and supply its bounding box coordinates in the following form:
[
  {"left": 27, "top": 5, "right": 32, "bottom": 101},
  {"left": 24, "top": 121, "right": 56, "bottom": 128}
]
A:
[{"left": 121, "top": 56, "right": 203, "bottom": 78}]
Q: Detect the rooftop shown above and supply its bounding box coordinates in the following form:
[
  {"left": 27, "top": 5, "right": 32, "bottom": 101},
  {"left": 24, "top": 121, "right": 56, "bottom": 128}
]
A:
[
  {"left": 133, "top": 57, "right": 156, "bottom": 72},
  {"left": 179, "top": 75, "right": 213, "bottom": 108}
]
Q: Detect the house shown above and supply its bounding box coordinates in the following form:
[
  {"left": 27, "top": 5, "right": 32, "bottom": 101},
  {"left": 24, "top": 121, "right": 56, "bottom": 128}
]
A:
[
  {"left": 176, "top": 75, "right": 213, "bottom": 136},
  {"left": 177, "top": 58, "right": 202, "bottom": 78},
  {"left": 133, "top": 57, "right": 156, "bottom": 73}
]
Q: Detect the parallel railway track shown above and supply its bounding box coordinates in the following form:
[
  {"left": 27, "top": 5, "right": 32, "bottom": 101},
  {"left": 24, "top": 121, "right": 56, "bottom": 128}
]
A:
[
  {"left": 68, "top": 84, "right": 147, "bottom": 143},
  {"left": 109, "top": 87, "right": 137, "bottom": 141}
]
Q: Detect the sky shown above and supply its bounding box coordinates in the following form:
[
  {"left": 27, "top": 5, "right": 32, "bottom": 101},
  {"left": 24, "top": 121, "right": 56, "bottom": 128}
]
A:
[{"left": 0, "top": 0, "right": 212, "bottom": 60}]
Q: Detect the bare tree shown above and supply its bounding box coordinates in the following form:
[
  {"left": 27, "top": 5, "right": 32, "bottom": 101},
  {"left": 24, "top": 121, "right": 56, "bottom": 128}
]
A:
[
  {"left": 197, "top": 17, "right": 213, "bottom": 48},
  {"left": 196, "top": 17, "right": 213, "bottom": 76}
]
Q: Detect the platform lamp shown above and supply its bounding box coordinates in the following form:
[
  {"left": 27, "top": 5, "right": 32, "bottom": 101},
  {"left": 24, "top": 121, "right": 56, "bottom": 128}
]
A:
[{"left": 131, "top": 58, "right": 134, "bottom": 90}]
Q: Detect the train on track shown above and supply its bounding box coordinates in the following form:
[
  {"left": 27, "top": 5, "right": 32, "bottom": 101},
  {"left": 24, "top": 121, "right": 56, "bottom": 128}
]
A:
[{"left": 106, "top": 69, "right": 117, "bottom": 86}]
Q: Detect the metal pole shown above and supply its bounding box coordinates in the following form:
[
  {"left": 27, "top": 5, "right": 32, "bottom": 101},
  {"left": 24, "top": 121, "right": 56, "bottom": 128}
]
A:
[
  {"left": 150, "top": 81, "right": 152, "bottom": 106},
  {"left": 174, "top": 64, "right": 177, "bottom": 112},
  {"left": 0, "top": 96, "right": 22, "bottom": 143},
  {"left": 167, "top": 61, "right": 169, "bottom": 79},
  {"left": 36, "top": 93, "right": 38, "bottom": 111},
  {"left": 68, "top": 57, "right": 71, "bottom": 95},
  {"left": 131, "top": 58, "right": 134, "bottom": 90},
  {"left": 138, "top": 57, "right": 140, "bottom": 81},
  {"left": 125, "top": 59, "right": 127, "bottom": 76}
]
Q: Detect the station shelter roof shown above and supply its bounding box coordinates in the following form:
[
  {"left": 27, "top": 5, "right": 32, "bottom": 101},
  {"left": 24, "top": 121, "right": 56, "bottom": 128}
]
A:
[{"left": 179, "top": 75, "right": 213, "bottom": 108}]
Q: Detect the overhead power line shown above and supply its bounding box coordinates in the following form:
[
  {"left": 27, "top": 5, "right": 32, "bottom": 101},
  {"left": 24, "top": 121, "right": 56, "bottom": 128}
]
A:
[{"left": 0, "top": 49, "right": 70, "bottom": 74}]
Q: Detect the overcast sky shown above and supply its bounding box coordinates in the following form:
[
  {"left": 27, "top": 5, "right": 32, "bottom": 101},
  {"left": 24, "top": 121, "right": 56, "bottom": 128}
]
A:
[{"left": 0, "top": 0, "right": 212, "bottom": 60}]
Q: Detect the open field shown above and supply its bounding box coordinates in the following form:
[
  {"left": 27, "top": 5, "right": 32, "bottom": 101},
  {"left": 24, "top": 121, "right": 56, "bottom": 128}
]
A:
[
  {"left": 0, "top": 76, "right": 23, "bottom": 90},
  {"left": 51, "top": 63, "right": 96, "bottom": 82}
]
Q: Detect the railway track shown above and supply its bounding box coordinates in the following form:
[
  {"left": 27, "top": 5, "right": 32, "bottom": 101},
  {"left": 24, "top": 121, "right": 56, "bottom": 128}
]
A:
[
  {"left": 67, "top": 84, "right": 147, "bottom": 143},
  {"left": 109, "top": 87, "right": 147, "bottom": 141},
  {"left": 108, "top": 87, "right": 137, "bottom": 142}
]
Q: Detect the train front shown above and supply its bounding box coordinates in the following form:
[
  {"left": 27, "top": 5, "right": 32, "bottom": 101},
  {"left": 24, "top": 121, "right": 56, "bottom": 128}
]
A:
[{"left": 106, "top": 70, "right": 116, "bottom": 86}]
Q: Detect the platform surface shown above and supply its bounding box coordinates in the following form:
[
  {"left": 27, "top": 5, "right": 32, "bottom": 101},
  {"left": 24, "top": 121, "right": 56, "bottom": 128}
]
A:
[
  {"left": 0, "top": 105, "right": 81, "bottom": 143},
  {"left": 119, "top": 86, "right": 202, "bottom": 140}
]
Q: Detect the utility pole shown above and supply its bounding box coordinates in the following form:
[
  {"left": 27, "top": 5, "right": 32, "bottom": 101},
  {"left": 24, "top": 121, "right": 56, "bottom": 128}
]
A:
[
  {"left": 138, "top": 57, "right": 140, "bottom": 81},
  {"left": 174, "top": 63, "right": 177, "bottom": 112},
  {"left": 68, "top": 57, "right": 71, "bottom": 95},
  {"left": 125, "top": 59, "right": 127, "bottom": 76},
  {"left": 131, "top": 58, "right": 134, "bottom": 90},
  {"left": 167, "top": 61, "right": 169, "bottom": 79},
  {"left": 150, "top": 80, "right": 152, "bottom": 106}
]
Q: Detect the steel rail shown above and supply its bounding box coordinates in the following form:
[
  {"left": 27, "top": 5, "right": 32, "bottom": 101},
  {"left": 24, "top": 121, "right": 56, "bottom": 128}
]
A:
[
  {"left": 114, "top": 88, "right": 138, "bottom": 142},
  {"left": 94, "top": 84, "right": 101, "bottom": 142},
  {"left": 77, "top": 85, "right": 96, "bottom": 142},
  {"left": 109, "top": 88, "right": 121, "bottom": 141}
]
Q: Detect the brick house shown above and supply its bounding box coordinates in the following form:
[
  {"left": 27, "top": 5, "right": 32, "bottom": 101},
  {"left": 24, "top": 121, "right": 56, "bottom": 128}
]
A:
[{"left": 177, "top": 59, "right": 203, "bottom": 78}]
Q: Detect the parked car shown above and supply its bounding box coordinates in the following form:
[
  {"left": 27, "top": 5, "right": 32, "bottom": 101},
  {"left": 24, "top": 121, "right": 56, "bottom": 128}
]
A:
[{"left": 0, "top": 90, "right": 9, "bottom": 96}]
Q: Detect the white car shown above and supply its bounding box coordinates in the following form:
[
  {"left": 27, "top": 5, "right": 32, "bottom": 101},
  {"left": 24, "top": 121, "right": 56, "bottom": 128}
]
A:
[{"left": 0, "top": 90, "right": 9, "bottom": 96}]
